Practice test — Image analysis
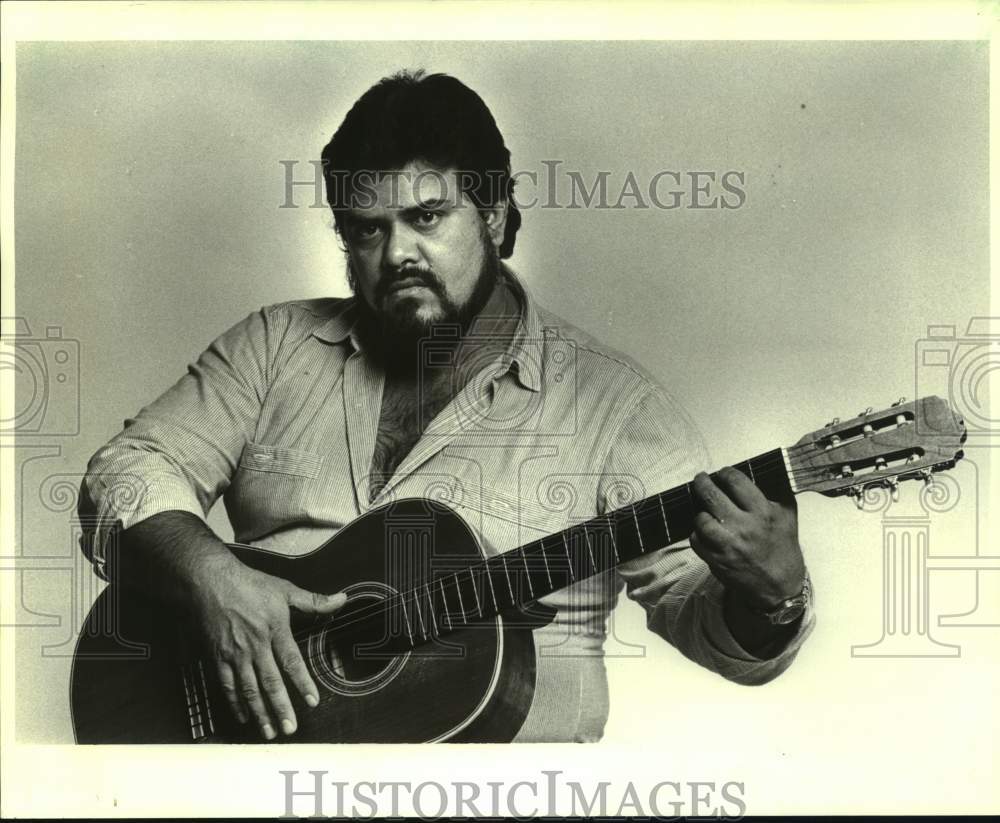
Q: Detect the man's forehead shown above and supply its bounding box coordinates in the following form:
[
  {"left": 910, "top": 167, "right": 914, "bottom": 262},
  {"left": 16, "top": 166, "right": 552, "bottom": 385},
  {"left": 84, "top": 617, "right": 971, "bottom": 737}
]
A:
[{"left": 351, "top": 162, "right": 464, "bottom": 212}]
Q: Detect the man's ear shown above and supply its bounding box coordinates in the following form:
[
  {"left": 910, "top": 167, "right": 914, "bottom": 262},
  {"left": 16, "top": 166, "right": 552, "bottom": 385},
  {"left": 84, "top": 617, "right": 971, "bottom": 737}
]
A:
[{"left": 481, "top": 201, "right": 508, "bottom": 250}]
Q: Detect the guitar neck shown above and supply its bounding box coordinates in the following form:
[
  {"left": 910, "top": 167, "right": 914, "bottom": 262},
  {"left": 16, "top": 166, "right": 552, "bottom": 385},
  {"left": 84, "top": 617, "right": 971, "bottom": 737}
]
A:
[{"left": 385, "top": 448, "right": 792, "bottom": 639}]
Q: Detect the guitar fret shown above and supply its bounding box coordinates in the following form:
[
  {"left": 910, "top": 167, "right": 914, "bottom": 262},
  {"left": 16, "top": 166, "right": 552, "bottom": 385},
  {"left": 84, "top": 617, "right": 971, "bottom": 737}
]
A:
[
  {"left": 453, "top": 572, "right": 468, "bottom": 624},
  {"left": 561, "top": 532, "right": 575, "bottom": 581},
  {"left": 398, "top": 594, "right": 415, "bottom": 644},
  {"left": 583, "top": 527, "right": 598, "bottom": 572},
  {"left": 658, "top": 493, "right": 672, "bottom": 544},
  {"left": 630, "top": 506, "right": 642, "bottom": 556},
  {"left": 411, "top": 589, "right": 427, "bottom": 640},
  {"left": 438, "top": 578, "right": 453, "bottom": 630},
  {"left": 520, "top": 547, "right": 534, "bottom": 597},
  {"left": 424, "top": 582, "right": 438, "bottom": 636},
  {"left": 466, "top": 568, "right": 483, "bottom": 617},
  {"left": 483, "top": 564, "right": 499, "bottom": 612},
  {"left": 500, "top": 554, "right": 516, "bottom": 602},
  {"left": 746, "top": 459, "right": 756, "bottom": 483},
  {"left": 540, "top": 541, "right": 554, "bottom": 588}
]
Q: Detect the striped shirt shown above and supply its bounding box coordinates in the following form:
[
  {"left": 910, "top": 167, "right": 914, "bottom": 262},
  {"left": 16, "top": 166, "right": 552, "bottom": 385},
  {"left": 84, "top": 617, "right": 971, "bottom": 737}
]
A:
[{"left": 80, "top": 271, "right": 814, "bottom": 742}]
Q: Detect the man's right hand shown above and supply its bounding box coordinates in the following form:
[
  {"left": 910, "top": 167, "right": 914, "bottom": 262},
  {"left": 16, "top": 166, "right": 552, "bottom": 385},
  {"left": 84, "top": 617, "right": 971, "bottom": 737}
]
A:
[
  {"left": 187, "top": 551, "right": 347, "bottom": 740},
  {"left": 111, "top": 510, "right": 348, "bottom": 741}
]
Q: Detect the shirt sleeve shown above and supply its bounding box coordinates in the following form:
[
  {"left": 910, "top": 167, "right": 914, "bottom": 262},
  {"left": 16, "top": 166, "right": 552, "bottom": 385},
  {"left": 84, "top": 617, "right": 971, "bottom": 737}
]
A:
[
  {"left": 78, "top": 307, "right": 275, "bottom": 579},
  {"left": 601, "top": 384, "right": 815, "bottom": 685}
]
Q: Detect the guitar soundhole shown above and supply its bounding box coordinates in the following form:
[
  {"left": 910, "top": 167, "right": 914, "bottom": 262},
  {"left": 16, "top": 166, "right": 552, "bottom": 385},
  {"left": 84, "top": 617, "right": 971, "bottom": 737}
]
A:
[{"left": 308, "top": 582, "right": 409, "bottom": 697}]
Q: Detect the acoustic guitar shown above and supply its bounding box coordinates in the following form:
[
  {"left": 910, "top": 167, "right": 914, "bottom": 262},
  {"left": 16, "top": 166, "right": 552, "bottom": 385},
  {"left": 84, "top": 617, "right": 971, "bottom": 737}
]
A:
[{"left": 70, "top": 396, "right": 966, "bottom": 743}]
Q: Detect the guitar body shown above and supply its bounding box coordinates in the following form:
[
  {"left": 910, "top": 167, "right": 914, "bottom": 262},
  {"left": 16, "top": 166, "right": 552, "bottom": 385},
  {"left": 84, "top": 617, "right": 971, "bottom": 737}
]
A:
[{"left": 70, "top": 499, "right": 544, "bottom": 744}]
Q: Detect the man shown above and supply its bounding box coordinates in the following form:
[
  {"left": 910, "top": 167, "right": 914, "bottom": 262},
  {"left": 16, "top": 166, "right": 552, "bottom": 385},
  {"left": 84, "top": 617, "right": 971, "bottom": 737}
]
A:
[{"left": 79, "top": 70, "right": 813, "bottom": 743}]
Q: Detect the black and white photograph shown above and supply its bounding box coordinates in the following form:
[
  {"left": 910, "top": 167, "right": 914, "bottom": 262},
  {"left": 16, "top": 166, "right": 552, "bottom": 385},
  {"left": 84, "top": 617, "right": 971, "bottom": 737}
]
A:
[{"left": 1, "top": 1, "right": 997, "bottom": 817}]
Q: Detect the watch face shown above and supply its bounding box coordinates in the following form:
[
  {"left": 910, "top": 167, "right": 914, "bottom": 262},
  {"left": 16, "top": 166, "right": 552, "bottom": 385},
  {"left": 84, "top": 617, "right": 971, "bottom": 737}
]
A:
[{"left": 773, "top": 602, "right": 806, "bottom": 625}]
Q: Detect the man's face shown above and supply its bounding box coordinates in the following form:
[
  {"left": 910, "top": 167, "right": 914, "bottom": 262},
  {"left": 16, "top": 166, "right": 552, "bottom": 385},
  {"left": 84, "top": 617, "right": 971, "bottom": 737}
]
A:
[{"left": 342, "top": 161, "right": 506, "bottom": 344}]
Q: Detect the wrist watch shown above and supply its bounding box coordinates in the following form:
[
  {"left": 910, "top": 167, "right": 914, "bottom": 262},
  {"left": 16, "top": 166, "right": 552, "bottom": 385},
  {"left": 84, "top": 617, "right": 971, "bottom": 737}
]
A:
[{"left": 750, "top": 574, "right": 811, "bottom": 626}]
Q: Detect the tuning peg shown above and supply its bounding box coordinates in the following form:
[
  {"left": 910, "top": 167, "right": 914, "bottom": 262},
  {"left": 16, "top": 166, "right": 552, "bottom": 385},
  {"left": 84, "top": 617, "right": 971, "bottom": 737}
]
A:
[
  {"left": 848, "top": 487, "right": 865, "bottom": 509},
  {"left": 920, "top": 468, "right": 934, "bottom": 486},
  {"left": 825, "top": 417, "right": 841, "bottom": 427},
  {"left": 859, "top": 406, "right": 874, "bottom": 417},
  {"left": 885, "top": 477, "right": 900, "bottom": 502},
  {"left": 891, "top": 397, "right": 906, "bottom": 407}
]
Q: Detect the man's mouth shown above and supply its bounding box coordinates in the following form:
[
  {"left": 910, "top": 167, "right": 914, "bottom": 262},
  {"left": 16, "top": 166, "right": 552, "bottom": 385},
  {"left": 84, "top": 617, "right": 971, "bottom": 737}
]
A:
[{"left": 386, "top": 278, "right": 432, "bottom": 295}]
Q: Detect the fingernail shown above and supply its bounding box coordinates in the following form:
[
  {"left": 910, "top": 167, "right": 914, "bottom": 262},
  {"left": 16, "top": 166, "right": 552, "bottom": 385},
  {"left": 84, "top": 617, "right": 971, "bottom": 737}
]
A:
[
  {"left": 281, "top": 718, "right": 296, "bottom": 735},
  {"left": 305, "top": 693, "right": 318, "bottom": 708},
  {"left": 236, "top": 709, "right": 248, "bottom": 724},
  {"left": 331, "top": 593, "right": 347, "bottom": 608},
  {"left": 262, "top": 723, "right": 276, "bottom": 740}
]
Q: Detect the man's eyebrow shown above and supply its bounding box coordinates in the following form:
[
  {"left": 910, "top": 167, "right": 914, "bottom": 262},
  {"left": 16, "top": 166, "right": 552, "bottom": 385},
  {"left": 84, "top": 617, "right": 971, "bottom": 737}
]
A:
[
  {"left": 342, "top": 209, "right": 375, "bottom": 225},
  {"left": 342, "top": 197, "right": 452, "bottom": 223},
  {"left": 402, "top": 197, "right": 451, "bottom": 214}
]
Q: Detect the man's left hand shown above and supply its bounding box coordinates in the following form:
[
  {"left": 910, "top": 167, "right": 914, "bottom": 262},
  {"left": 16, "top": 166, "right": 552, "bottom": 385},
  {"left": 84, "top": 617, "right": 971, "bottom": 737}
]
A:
[{"left": 689, "top": 467, "right": 806, "bottom": 610}]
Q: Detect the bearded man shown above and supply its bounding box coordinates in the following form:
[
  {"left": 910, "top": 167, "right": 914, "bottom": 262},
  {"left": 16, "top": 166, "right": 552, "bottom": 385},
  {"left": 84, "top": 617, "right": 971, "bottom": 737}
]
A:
[{"left": 79, "top": 70, "right": 814, "bottom": 743}]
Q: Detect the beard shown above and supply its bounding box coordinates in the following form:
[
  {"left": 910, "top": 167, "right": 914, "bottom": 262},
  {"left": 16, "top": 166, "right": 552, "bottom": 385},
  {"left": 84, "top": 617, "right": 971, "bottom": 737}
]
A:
[{"left": 346, "top": 223, "right": 503, "bottom": 372}]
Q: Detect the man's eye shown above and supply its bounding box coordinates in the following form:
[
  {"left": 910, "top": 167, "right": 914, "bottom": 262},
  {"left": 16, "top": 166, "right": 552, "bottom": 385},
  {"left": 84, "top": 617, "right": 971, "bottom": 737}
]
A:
[
  {"left": 352, "top": 223, "right": 381, "bottom": 240},
  {"left": 415, "top": 210, "right": 440, "bottom": 227}
]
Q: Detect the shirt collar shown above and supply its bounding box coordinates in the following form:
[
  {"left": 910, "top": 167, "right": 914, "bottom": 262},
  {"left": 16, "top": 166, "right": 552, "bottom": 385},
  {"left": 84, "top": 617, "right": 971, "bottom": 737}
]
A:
[
  {"left": 311, "top": 264, "right": 543, "bottom": 393},
  {"left": 498, "top": 268, "right": 543, "bottom": 392},
  {"left": 311, "top": 299, "right": 360, "bottom": 346}
]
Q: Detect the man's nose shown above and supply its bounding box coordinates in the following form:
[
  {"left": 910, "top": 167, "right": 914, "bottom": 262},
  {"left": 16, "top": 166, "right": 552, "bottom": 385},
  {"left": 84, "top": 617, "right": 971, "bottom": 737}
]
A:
[{"left": 382, "top": 222, "right": 420, "bottom": 269}]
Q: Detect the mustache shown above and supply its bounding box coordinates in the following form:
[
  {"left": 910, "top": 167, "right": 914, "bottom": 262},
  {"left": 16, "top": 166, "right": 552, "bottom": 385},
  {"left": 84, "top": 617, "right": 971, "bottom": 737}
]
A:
[{"left": 375, "top": 266, "right": 443, "bottom": 303}]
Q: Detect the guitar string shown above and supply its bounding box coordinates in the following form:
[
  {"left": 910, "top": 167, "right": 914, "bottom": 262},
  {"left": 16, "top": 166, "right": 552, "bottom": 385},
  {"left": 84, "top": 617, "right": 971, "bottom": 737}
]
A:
[
  {"left": 282, "top": 452, "right": 796, "bottom": 654},
  {"left": 285, "top": 452, "right": 795, "bottom": 647},
  {"left": 286, "top": 452, "right": 793, "bottom": 645},
  {"left": 288, "top": 439, "right": 929, "bottom": 667},
  {"left": 199, "top": 435, "right": 918, "bottom": 678},
  {"left": 184, "top": 432, "right": 918, "bottom": 697},
  {"left": 192, "top": 448, "right": 833, "bottom": 678}
]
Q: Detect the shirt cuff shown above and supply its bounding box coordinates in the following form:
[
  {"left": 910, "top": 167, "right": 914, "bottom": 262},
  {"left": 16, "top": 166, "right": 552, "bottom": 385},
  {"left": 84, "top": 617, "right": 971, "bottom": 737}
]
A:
[
  {"left": 81, "top": 473, "right": 208, "bottom": 581},
  {"left": 692, "top": 569, "right": 816, "bottom": 683}
]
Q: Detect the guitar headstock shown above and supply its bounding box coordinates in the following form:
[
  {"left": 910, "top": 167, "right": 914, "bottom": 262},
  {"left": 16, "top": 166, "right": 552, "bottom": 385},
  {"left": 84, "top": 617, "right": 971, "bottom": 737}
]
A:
[{"left": 785, "top": 396, "right": 966, "bottom": 505}]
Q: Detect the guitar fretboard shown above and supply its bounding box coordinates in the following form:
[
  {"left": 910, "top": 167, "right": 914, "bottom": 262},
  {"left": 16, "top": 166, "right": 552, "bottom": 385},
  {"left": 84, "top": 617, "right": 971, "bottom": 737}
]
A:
[{"left": 334, "top": 449, "right": 791, "bottom": 650}]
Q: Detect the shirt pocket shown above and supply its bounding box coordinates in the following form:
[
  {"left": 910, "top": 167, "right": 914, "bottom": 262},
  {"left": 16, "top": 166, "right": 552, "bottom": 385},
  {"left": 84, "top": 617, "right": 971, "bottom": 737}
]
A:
[
  {"left": 230, "top": 442, "right": 325, "bottom": 527},
  {"left": 239, "top": 442, "right": 324, "bottom": 478}
]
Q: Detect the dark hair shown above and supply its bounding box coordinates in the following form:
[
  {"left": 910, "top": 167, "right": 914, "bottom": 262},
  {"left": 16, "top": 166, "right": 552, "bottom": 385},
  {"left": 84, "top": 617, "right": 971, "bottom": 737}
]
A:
[{"left": 320, "top": 70, "right": 522, "bottom": 259}]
